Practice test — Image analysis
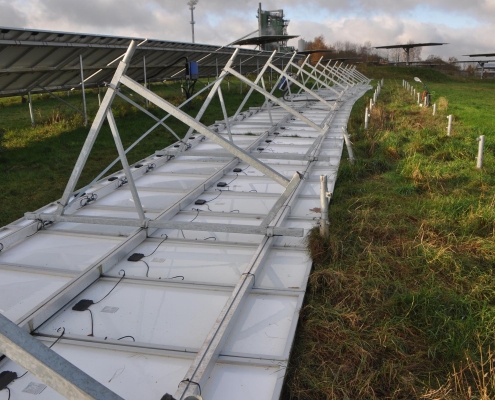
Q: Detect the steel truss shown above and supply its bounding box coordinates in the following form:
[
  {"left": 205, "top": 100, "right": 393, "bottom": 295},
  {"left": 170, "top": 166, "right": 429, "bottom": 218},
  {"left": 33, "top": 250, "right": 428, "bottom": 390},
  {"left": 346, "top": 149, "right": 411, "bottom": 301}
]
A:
[{"left": 0, "top": 40, "right": 371, "bottom": 400}]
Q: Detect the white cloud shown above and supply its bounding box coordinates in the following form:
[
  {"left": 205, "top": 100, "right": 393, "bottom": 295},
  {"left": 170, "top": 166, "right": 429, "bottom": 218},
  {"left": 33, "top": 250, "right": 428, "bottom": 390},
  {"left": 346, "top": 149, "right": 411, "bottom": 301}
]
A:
[{"left": 0, "top": 0, "right": 493, "bottom": 59}]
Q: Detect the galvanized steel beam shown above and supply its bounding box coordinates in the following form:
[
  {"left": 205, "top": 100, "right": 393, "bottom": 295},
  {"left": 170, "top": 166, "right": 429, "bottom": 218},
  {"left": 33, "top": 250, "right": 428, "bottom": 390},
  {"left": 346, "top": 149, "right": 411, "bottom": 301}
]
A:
[
  {"left": 0, "top": 313, "right": 123, "bottom": 400},
  {"left": 24, "top": 213, "right": 304, "bottom": 237},
  {"left": 119, "top": 74, "right": 290, "bottom": 187}
]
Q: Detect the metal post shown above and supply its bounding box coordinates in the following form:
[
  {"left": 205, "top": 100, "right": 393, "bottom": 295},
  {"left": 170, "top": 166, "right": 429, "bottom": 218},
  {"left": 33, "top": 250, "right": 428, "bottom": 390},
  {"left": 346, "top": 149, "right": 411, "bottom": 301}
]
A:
[
  {"left": 79, "top": 54, "right": 88, "bottom": 126},
  {"left": 55, "top": 40, "right": 138, "bottom": 215},
  {"left": 370, "top": 98, "right": 373, "bottom": 111},
  {"left": 106, "top": 110, "right": 145, "bottom": 220},
  {"left": 28, "top": 91, "right": 35, "bottom": 127},
  {"left": 143, "top": 55, "right": 148, "bottom": 109},
  {"left": 433, "top": 103, "right": 437, "bottom": 115},
  {"left": 320, "top": 175, "right": 330, "bottom": 237},
  {"left": 447, "top": 115, "right": 453, "bottom": 136},
  {"left": 477, "top": 135, "right": 485, "bottom": 169},
  {"left": 97, "top": 86, "right": 101, "bottom": 106},
  {"left": 417, "top": 92, "right": 420, "bottom": 104},
  {"left": 215, "top": 57, "right": 219, "bottom": 78},
  {"left": 239, "top": 57, "right": 242, "bottom": 93},
  {"left": 364, "top": 107, "right": 369, "bottom": 130},
  {"left": 0, "top": 313, "right": 123, "bottom": 400},
  {"left": 342, "top": 127, "right": 355, "bottom": 164},
  {"left": 188, "top": 0, "right": 196, "bottom": 43}
]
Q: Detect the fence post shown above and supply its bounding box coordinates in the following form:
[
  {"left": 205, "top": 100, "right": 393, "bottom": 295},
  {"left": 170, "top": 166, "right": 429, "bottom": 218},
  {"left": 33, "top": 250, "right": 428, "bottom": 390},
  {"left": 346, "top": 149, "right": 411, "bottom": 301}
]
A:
[
  {"left": 342, "top": 127, "right": 355, "bottom": 164},
  {"left": 476, "top": 135, "right": 485, "bottom": 169},
  {"left": 432, "top": 103, "right": 437, "bottom": 115},
  {"left": 28, "top": 91, "right": 35, "bottom": 127},
  {"left": 320, "top": 175, "right": 330, "bottom": 237},
  {"left": 365, "top": 107, "right": 369, "bottom": 129},
  {"left": 447, "top": 115, "right": 453, "bottom": 136}
]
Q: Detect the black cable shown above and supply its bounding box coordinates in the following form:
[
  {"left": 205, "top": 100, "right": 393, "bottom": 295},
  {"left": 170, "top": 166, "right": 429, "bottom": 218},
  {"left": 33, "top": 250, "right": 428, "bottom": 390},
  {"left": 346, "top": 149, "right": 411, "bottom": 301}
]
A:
[
  {"left": 145, "top": 163, "right": 156, "bottom": 173},
  {"left": 205, "top": 191, "right": 223, "bottom": 203},
  {"left": 26, "top": 219, "right": 53, "bottom": 237},
  {"left": 143, "top": 235, "right": 168, "bottom": 257},
  {"left": 94, "top": 270, "right": 126, "bottom": 304},
  {"left": 117, "top": 177, "right": 128, "bottom": 188},
  {"left": 204, "top": 237, "right": 217, "bottom": 241},
  {"left": 3, "top": 387, "right": 9, "bottom": 400},
  {"left": 190, "top": 209, "right": 201, "bottom": 223},
  {"left": 169, "top": 276, "right": 185, "bottom": 280},
  {"left": 49, "top": 327, "right": 65, "bottom": 349},
  {"left": 179, "top": 379, "right": 201, "bottom": 396},
  {"left": 78, "top": 193, "right": 98, "bottom": 209},
  {"left": 117, "top": 336, "right": 135, "bottom": 342},
  {"left": 227, "top": 174, "right": 239, "bottom": 186},
  {"left": 87, "top": 309, "right": 94, "bottom": 337},
  {"left": 140, "top": 260, "right": 150, "bottom": 277},
  {"left": 0, "top": 243, "right": 3, "bottom": 252}
]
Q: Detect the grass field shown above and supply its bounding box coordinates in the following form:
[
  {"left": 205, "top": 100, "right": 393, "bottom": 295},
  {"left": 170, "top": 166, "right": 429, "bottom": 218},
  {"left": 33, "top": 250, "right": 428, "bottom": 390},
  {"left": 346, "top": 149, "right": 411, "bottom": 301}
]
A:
[
  {"left": 283, "top": 69, "right": 495, "bottom": 399},
  {"left": 1, "top": 67, "right": 495, "bottom": 398}
]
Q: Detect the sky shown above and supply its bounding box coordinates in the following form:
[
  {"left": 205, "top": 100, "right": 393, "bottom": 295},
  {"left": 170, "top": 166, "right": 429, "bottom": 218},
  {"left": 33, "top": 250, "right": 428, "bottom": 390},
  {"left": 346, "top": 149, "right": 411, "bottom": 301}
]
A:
[{"left": 0, "top": 0, "right": 494, "bottom": 61}]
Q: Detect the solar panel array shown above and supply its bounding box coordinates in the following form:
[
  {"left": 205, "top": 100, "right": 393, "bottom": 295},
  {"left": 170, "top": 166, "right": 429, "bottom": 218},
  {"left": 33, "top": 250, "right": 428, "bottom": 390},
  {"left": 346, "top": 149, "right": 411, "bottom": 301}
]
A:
[
  {"left": 0, "top": 39, "right": 371, "bottom": 399},
  {"left": 0, "top": 27, "right": 300, "bottom": 97}
]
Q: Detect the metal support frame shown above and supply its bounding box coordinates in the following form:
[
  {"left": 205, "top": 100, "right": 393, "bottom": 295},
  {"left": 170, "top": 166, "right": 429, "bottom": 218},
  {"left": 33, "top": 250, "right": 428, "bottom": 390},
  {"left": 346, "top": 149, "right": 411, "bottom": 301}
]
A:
[
  {"left": 0, "top": 313, "right": 123, "bottom": 400},
  {"left": 28, "top": 91, "right": 35, "bottom": 127},
  {"left": 79, "top": 54, "right": 88, "bottom": 126},
  {"left": 38, "top": 85, "right": 86, "bottom": 116},
  {"left": 27, "top": 42, "right": 358, "bottom": 236},
  {"left": 24, "top": 41, "right": 359, "bottom": 231},
  {"left": 6, "top": 41, "right": 372, "bottom": 398},
  {"left": 143, "top": 55, "right": 149, "bottom": 108}
]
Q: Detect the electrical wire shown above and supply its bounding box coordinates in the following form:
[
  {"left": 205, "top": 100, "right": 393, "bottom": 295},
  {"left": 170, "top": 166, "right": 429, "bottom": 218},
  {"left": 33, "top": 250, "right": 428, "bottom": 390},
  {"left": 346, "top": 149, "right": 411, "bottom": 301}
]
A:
[
  {"left": 78, "top": 193, "right": 98, "bottom": 209},
  {"left": 205, "top": 190, "right": 223, "bottom": 203},
  {"left": 140, "top": 260, "right": 150, "bottom": 277},
  {"left": 117, "top": 177, "right": 128, "bottom": 188},
  {"left": 26, "top": 219, "right": 53, "bottom": 237},
  {"left": 145, "top": 163, "right": 156, "bottom": 173},
  {"left": 94, "top": 270, "right": 126, "bottom": 304},
  {"left": 86, "top": 309, "right": 95, "bottom": 337},
  {"left": 117, "top": 336, "right": 135, "bottom": 342},
  {"left": 49, "top": 327, "right": 65, "bottom": 349},
  {"left": 143, "top": 235, "right": 168, "bottom": 257}
]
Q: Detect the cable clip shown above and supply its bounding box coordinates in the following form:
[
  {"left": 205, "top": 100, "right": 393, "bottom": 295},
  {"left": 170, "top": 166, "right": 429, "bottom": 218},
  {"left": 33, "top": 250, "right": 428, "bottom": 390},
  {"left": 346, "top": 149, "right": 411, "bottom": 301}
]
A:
[{"left": 241, "top": 272, "right": 256, "bottom": 286}]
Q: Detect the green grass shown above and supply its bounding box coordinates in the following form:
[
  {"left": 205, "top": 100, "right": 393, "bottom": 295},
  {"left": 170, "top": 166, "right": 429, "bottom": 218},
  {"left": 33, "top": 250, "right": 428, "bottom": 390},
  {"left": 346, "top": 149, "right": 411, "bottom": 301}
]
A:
[
  {"left": 283, "top": 68, "right": 495, "bottom": 399},
  {"left": 0, "top": 79, "right": 266, "bottom": 226}
]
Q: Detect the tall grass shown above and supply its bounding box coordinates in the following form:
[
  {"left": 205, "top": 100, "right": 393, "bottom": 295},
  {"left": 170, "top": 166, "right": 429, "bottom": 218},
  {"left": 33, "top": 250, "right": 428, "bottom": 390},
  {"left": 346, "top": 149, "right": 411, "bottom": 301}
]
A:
[{"left": 284, "top": 71, "right": 495, "bottom": 399}]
